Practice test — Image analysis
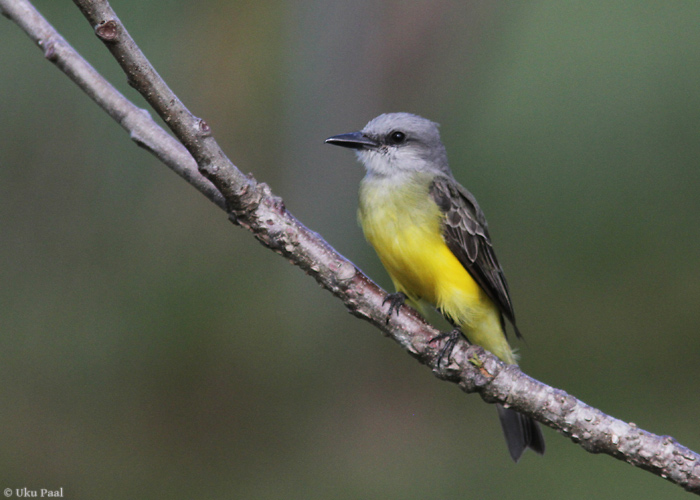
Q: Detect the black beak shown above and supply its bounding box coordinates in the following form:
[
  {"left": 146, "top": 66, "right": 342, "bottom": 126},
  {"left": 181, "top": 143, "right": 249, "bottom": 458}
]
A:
[{"left": 325, "top": 131, "right": 379, "bottom": 150}]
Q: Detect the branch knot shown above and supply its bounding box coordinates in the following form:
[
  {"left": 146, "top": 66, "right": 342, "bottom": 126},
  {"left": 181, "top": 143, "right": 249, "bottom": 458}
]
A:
[{"left": 95, "top": 20, "right": 118, "bottom": 42}]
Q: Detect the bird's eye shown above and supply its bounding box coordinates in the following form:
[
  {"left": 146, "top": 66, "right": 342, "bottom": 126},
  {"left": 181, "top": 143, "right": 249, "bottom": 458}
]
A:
[{"left": 388, "top": 131, "right": 406, "bottom": 145}]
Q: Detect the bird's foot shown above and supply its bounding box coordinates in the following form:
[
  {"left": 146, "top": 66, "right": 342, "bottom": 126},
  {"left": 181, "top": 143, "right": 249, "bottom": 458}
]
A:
[
  {"left": 429, "top": 328, "right": 466, "bottom": 369},
  {"left": 382, "top": 292, "right": 407, "bottom": 324}
]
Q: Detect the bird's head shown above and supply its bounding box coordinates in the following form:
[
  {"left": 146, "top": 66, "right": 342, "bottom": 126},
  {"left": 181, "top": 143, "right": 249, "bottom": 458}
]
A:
[{"left": 325, "top": 112, "right": 450, "bottom": 179}]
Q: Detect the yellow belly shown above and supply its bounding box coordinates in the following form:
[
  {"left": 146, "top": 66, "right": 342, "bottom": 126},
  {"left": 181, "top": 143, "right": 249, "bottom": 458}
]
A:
[{"left": 359, "top": 175, "right": 515, "bottom": 364}]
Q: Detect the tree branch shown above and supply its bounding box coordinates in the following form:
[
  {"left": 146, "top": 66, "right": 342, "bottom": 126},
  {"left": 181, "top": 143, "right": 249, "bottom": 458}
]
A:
[
  {"left": 2, "top": 0, "right": 699, "bottom": 493},
  {"left": 0, "top": 0, "right": 225, "bottom": 210}
]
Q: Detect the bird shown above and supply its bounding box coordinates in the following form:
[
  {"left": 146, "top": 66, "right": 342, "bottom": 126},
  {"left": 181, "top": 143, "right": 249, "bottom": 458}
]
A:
[{"left": 325, "top": 112, "right": 545, "bottom": 461}]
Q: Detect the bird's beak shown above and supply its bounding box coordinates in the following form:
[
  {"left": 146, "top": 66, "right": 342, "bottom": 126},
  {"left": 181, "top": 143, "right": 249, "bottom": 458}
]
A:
[{"left": 325, "top": 131, "right": 379, "bottom": 150}]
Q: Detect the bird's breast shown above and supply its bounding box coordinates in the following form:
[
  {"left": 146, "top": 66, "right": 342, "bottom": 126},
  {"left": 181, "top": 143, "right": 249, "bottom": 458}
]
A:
[{"left": 358, "top": 176, "right": 482, "bottom": 309}]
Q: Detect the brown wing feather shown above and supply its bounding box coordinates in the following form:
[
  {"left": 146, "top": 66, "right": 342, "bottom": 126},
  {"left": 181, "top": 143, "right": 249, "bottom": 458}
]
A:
[{"left": 430, "top": 176, "right": 522, "bottom": 339}]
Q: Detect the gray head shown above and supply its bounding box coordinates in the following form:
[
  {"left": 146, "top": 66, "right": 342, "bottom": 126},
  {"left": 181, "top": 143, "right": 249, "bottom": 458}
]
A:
[{"left": 325, "top": 113, "right": 451, "bottom": 178}]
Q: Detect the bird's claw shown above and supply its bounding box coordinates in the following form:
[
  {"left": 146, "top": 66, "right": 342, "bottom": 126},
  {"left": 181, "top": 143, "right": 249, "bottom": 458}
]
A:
[
  {"left": 429, "top": 328, "right": 465, "bottom": 369},
  {"left": 382, "top": 292, "right": 407, "bottom": 324}
]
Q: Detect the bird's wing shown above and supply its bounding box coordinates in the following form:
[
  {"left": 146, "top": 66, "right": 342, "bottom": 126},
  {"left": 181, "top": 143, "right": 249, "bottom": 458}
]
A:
[{"left": 430, "top": 176, "right": 521, "bottom": 338}]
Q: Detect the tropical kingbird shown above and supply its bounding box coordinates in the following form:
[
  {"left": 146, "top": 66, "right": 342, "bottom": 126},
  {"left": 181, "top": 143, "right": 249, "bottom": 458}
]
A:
[{"left": 325, "top": 112, "right": 545, "bottom": 461}]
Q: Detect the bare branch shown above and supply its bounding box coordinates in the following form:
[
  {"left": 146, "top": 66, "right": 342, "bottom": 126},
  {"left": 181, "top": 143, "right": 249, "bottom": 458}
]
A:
[
  {"left": 2, "top": 0, "right": 699, "bottom": 493},
  {"left": 0, "top": 0, "right": 225, "bottom": 210},
  {"left": 71, "top": 0, "right": 251, "bottom": 212}
]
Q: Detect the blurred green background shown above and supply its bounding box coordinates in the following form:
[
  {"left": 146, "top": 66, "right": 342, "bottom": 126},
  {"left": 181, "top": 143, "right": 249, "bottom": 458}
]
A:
[{"left": 2, "top": 1, "right": 700, "bottom": 498}]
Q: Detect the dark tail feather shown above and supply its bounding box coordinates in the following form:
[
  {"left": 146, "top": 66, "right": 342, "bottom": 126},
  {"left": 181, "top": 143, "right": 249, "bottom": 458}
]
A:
[{"left": 496, "top": 404, "right": 546, "bottom": 462}]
